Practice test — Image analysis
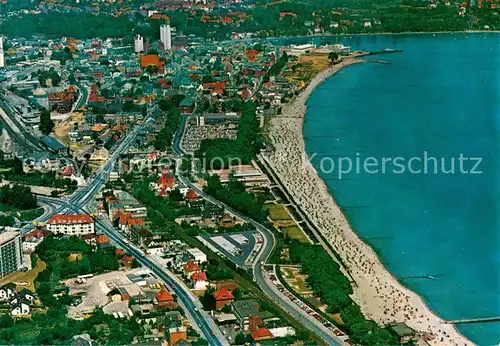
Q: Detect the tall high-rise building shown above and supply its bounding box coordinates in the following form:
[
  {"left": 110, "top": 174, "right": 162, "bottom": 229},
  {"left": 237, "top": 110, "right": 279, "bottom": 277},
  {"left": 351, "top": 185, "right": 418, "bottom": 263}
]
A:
[
  {"left": 160, "top": 24, "right": 172, "bottom": 51},
  {"left": 0, "top": 231, "right": 24, "bottom": 278},
  {"left": 0, "top": 37, "right": 5, "bottom": 68},
  {"left": 134, "top": 34, "right": 144, "bottom": 53}
]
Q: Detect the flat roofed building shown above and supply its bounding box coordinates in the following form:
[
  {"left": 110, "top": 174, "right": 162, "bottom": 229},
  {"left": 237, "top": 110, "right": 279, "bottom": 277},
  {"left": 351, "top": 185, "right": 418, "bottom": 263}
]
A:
[
  {"left": 0, "top": 231, "right": 24, "bottom": 278},
  {"left": 186, "top": 248, "right": 207, "bottom": 263},
  {"left": 46, "top": 214, "right": 95, "bottom": 236}
]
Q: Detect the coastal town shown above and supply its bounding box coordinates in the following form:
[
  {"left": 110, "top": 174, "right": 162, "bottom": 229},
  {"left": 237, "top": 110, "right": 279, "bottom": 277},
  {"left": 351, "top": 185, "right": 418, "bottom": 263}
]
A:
[{"left": 0, "top": 0, "right": 497, "bottom": 345}]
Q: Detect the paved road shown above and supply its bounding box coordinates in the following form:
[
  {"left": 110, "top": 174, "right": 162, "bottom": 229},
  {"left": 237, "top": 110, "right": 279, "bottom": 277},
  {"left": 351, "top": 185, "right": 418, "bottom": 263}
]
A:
[
  {"left": 0, "top": 97, "right": 45, "bottom": 152},
  {"left": 19, "top": 110, "right": 227, "bottom": 345},
  {"left": 173, "top": 160, "right": 345, "bottom": 346},
  {"left": 73, "top": 81, "right": 89, "bottom": 111}
]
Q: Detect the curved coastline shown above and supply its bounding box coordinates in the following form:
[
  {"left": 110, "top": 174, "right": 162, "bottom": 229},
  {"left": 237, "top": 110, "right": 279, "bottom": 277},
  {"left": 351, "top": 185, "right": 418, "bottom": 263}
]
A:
[{"left": 263, "top": 57, "right": 474, "bottom": 345}]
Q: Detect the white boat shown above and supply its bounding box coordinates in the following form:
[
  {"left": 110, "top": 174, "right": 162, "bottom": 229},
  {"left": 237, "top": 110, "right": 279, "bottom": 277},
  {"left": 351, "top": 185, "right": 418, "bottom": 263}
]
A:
[{"left": 316, "top": 43, "right": 351, "bottom": 53}]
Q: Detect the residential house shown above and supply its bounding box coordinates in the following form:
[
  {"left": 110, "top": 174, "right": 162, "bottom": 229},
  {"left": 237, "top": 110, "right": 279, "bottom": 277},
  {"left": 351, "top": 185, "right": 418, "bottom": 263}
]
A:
[
  {"left": 191, "top": 271, "right": 208, "bottom": 291},
  {"left": 169, "top": 326, "right": 187, "bottom": 345},
  {"left": 89, "top": 146, "right": 109, "bottom": 163},
  {"left": 10, "top": 297, "right": 31, "bottom": 316},
  {"left": 183, "top": 260, "right": 200, "bottom": 277},
  {"left": 251, "top": 328, "right": 274, "bottom": 341},
  {"left": 213, "top": 288, "right": 234, "bottom": 310},
  {"left": 0, "top": 283, "right": 17, "bottom": 301},
  {"left": 154, "top": 289, "right": 177, "bottom": 310},
  {"left": 23, "top": 228, "right": 47, "bottom": 252},
  {"left": 178, "top": 98, "right": 194, "bottom": 114}
]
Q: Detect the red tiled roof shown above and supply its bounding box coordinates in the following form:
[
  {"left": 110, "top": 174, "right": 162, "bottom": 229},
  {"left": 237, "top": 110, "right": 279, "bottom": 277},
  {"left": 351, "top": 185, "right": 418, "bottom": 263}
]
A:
[
  {"left": 60, "top": 165, "right": 73, "bottom": 176},
  {"left": 47, "top": 214, "right": 94, "bottom": 225},
  {"left": 183, "top": 260, "right": 200, "bottom": 273},
  {"left": 140, "top": 54, "right": 165, "bottom": 68},
  {"left": 159, "top": 174, "right": 175, "bottom": 189},
  {"left": 96, "top": 234, "right": 109, "bottom": 244},
  {"left": 192, "top": 271, "right": 207, "bottom": 282},
  {"left": 119, "top": 212, "right": 131, "bottom": 224},
  {"left": 25, "top": 228, "right": 47, "bottom": 240},
  {"left": 251, "top": 328, "right": 274, "bottom": 340},
  {"left": 127, "top": 217, "right": 145, "bottom": 226},
  {"left": 280, "top": 11, "right": 297, "bottom": 18},
  {"left": 156, "top": 289, "right": 174, "bottom": 302},
  {"left": 150, "top": 13, "right": 170, "bottom": 20},
  {"left": 213, "top": 288, "right": 234, "bottom": 301},
  {"left": 186, "top": 189, "right": 197, "bottom": 200}
]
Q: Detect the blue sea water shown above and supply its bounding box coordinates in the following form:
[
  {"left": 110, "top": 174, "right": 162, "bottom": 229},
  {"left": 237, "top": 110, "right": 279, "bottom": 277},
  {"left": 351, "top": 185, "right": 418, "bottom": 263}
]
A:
[{"left": 302, "top": 33, "right": 500, "bottom": 345}]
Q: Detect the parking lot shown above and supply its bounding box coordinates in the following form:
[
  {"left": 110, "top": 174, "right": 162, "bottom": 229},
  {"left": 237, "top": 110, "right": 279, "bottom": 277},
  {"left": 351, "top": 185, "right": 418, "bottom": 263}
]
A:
[
  {"left": 266, "top": 266, "right": 352, "bottom": 344},
  {"left": 197, "top": 231, "right": 263, "bottom": 268}
]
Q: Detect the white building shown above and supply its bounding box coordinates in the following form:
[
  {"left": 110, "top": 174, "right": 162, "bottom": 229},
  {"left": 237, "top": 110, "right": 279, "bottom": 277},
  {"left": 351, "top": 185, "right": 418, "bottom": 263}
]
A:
[
  {"left": 0, "top": 283, "right": 16, "bottom": 301},
  {"left": 46, "top": 214, "right": 95, "bottom": 236},
  {"left": 0, "top": 231, "right": 24, "bottom": 278},
  {"left": 287, "top": 44, "right": 315, "bottom": 57},
  {"left": 269, "top": 326, "right": 295, "bottom": 338},
  {"left": 11, "top": 301, "right": 30, "bottom": 316},
  {"left": 134, "top": 35, "right": 144, "bottom": 53},
  {"left": 23, "top": 237, "right": 44, "bottom": 253},
  {"left": 186, "top": 248, "right": 207, "bottom": 263},
  {"left": 0, "top": 37, "right": 4, "bottom": 68},
  {"left": 192, "top": 271, "right": 208, "bottom": 291},
  {"left": 160, "top": 25, "right": 172, "bottom": 50}
]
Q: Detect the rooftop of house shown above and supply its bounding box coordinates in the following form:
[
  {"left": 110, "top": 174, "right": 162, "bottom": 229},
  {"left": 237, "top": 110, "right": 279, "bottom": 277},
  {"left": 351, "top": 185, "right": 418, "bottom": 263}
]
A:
[
  {"left": 251, "top": 328, "right": 274, "bottom": 340},
  {"left": 183, "top": 260, "right": 200, "bottom": 272},
  {"left": 213, "top": 288, "right": 234, "bottom": 301},
  {"left": 47, "top": 214, "right": 94, "bottom": 225},
  {"left": 155, "top": 289, "right": 174, "bottom": 302},
  {"left": 191, "top": 271, "right": 207, "bottom": 282}
]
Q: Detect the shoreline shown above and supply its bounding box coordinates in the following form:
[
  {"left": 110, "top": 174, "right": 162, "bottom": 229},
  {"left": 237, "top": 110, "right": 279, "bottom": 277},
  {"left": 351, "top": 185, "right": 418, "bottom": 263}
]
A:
[
  {"left": 265, "top": 30, "right": 500, "bottom": 40},
  {"left": 263, "top": 57, "right": 474, "bottom": 345}
]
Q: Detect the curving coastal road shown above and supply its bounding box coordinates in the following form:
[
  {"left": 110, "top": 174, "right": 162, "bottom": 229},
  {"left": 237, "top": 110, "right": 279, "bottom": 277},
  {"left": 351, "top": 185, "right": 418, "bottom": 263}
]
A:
[{"left": 175, "top": 167, "right": 345, "bottom": 346}]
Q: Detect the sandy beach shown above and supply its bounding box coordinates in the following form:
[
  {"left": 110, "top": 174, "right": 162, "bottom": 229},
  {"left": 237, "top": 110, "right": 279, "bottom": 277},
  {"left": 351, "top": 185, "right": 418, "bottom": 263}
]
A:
[{"left": 263, "top": 57, "right": 474, "bottom": 345}]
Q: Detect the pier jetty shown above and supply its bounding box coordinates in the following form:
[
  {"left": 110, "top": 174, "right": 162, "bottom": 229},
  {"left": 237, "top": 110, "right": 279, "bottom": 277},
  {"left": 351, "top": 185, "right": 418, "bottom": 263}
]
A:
[{"left": 444, "top": 316, "right": 500, "bottom": 325}]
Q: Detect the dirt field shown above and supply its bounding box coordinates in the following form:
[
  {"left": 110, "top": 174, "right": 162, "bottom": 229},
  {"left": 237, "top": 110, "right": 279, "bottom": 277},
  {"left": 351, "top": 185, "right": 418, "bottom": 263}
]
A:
[
  {"left": 0, "top": 260, "right": 46, "bottom": 292},
  {"left": 297, "top": 53, "right": 331, "bottom": 72}
]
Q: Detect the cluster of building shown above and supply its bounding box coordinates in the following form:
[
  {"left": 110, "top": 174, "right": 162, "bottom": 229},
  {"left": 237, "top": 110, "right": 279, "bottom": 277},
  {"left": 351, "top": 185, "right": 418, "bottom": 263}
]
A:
[{"left": 0, "top": 282, "right": 37, "bottom": 316}]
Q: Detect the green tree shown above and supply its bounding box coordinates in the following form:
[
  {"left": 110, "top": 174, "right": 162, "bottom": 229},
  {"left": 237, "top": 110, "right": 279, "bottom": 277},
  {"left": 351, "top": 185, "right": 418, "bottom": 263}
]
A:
[
  {"left": 39, "top": 109, "right": 55, "bottom": 135},
  {"left": 328, "top": 52, "right": 339, "bottom": 63},
  {"left": 0, "top": 315, "right": 13, "bottom": 328},
  {"left": 234, "top": 332, "right": 246, "bottom": 345},
  {"left": 201, "top": 291, "right": 216, "bottom": 311}
]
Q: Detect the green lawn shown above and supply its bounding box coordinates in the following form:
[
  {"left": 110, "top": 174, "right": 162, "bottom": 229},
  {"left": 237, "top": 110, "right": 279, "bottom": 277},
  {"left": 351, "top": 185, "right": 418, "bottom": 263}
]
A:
[
  {"left": 264, "top": 204, "right": 292, "bottom": 221},
  {"left": 18, "top": 207, "right": 45, "bottom": 221},
  {"left": 282, "top": 226, "right": 309, "bottom": 243}
]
